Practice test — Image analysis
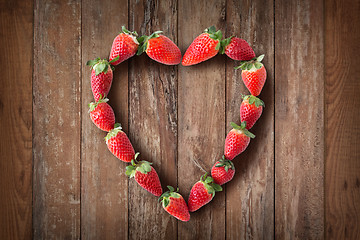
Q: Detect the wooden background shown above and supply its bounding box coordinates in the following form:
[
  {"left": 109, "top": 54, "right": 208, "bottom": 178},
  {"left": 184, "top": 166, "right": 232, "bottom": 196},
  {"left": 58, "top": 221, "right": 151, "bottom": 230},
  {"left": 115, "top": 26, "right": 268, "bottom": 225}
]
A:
[{"left": 1, "top": 0, "right": 359, "bottom": 239}]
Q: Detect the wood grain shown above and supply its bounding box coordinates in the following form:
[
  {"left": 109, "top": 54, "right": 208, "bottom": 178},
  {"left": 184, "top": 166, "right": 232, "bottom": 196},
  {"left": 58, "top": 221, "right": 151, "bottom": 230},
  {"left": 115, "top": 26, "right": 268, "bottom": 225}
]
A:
[
  {"left": 275, "top": 0, "right": 325, "bottom": 239},
  {"left": 178, "top": 0, "right": 226, "bottom": 238},
  {"left": 2, "top": 1, "right": 360, "bottom": 238},
  {"left": 81, "top": 0, "right": 129, "bottom": 239},
  {"left": 0, "top": 0, "right": 33, "bottom": 239},
  {"left": 128, "top": 0, "right": 178, "bottom": 239},
  {"left": 33, "top": 0, "right": 81, "bottom": 238},
  {"left": 225, "top": 0, "right": 274, "bottom": 239},
  {"left": 325, "top": 0, "right": 360, "bottom": 239}
]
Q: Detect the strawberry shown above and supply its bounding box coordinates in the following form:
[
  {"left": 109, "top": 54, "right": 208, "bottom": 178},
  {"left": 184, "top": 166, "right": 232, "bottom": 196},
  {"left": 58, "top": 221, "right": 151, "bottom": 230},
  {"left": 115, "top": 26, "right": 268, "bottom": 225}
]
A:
[
  {"left": 188, "top": 173, "right": 222, "bottom": 212},
  {"left": 182, "top": 26, "right": 223, "bottom": 66},
  {"left": 86, "top": 57, "right": 118, "bottom": 102},
  {"left": 235, "top": 55, "right": 267, "bottom": 96},
  {"left": 211, "top": 156, "right": 235, "bottom": 185},
  {"left": 89, "top": 96, "right": 115, "bottom": 132},
  {"left": 240, "top": 95, "right": 264, "bottom": 130},
  {"left": 159, "top": 186, "right": 190, "bottom": 222},
  {"left": 109, "top": 26, "right": 139, "bottom": 65},
  {"left": 126, "top": 154, "right": 163, "bottom": 196},
  {"left": 105, "top": 123, "right": 135, "bottom": 162},
  {"left": 137, "top": 31, "right": 181, "bottom": 65},
  {"left": 220, "top": 36, "right": 255, "bottom": 61},
  {"left": 224, "top": 122, "right": 255, "bottom": 160}
]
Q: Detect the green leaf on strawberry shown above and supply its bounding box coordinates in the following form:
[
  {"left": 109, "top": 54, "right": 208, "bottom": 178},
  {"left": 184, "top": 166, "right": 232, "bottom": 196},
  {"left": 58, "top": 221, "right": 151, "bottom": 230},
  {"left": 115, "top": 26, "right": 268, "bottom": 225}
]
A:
[
  {"left": 138, "top": 161, "right": 152, "bottom": 174},
  {"left": 219, "top": 36, "right": 234, "bottom": 54},
  {"left": 167, "top": 185, "right": 175, "bottom": 192},
  {"left": 86, "top": 57, "right": 113, "bottom": 76},
  {"left": 109, "top": 55, "right": 119, "bottom": 64},
  {"left": 212, "top": 183, "right": 223, "bottom": 192},
  {"left": 243, "top": 95, "right": 265, "bottom": 108},
  {"left": 159, "top": 185, "right": 180, "bottom": 207},
  {"left": 86, "top": 57, "right": 100, "bottom": 67},
  {"left": 204, "top": 26, "right": 223, "bottom": 50},
  {"left": 125, "top": 165, "right": 137, "bottom": 178},
  {"left": 254, "top": 62, "right": 262, "bottom": 69},
  {"left": 125, "top": 153, "right": 153, "bottom": 178},
  {"left": 234, "top": 54, "right": 265, "bottom": 71},
  {"left": 121, "top": 26, "right": 138, "bottom": 36},
  {"left": 230, "top": 122, "right": 255, "bottom": 138},
  {"left": 136, "top": 30, "right": 164, "bottom": 55},
  {"left": 215, "top": 155, "right": 235, "bottom": 172},
  {"left": 256, "top": 54, "right": 264, "bottom": 62},
  {"left": 88, "top": 94, "right": 109, "bottom": 112},
  {"left": 199, "top": 173, "right": 222, "bottom": 196},
  {"left": 104, "top": 123, "right": 122, "bottom": 141},
  {"left": 204, "top": 176, "right": 213, "bottom": 184}
]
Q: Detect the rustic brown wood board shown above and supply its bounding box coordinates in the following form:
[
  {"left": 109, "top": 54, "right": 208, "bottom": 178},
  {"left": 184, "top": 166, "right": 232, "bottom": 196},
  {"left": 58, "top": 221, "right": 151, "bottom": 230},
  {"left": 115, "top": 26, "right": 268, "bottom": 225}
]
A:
[{"left": 0, "top": 0, "right": 359, "bottom": 239}]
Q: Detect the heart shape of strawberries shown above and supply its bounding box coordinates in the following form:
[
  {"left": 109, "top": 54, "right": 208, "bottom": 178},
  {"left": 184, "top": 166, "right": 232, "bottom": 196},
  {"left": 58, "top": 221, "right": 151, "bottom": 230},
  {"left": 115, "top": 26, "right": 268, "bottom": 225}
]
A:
[{"left": 86, "top": 26, "right": 267, "bottom": 222}]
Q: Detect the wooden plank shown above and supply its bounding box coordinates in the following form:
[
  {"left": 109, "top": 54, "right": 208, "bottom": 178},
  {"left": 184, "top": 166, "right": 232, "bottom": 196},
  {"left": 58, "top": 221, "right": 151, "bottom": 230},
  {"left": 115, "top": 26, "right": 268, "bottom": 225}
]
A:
[
  {"left": 81, "top": 0, "right": 129, "bottom": 239},
  {"left": 0, "top": 0, "right": 33, "bottom": 239},
  {"left": 225, "top": 0, "right": 274, "bottom": 239},
  {"left": 178, "top": 0, "right": 226, "bottom": 239},
  {"left": 33, "top": 0, "right": 81, "bottom": 238},
  {"left": 128, "top": 0, "right": 178, "bottom": 239},
  {"left": 325, "top": 0, "right": 360, "bottom": 239},
  {"left": 275, "top": 0, "right": 324, "bottom": 239}
]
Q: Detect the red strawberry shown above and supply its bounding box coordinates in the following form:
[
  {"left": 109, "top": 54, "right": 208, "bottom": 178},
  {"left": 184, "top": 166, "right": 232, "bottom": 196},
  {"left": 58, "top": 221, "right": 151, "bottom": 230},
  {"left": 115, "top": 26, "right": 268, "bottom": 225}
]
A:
[
  {"left": 240, "top": 95, "right": 264, "bottom": 130},
  {"left": 211, "top": 156, "right": 235, "bottom": 185},
  {"left": 109, "top": 26, "right": 139, "bottom": 65},
  {"left": 105, "top": 123, "right": 135, "bottom": 162},
  {"left": 126, "top": 154, "right": 163, "bottom": 196},
  {"left": 220, "top": 36, "right": 255, "bottom": 61},
  {"left": 159, "top": 186, "right": 190, "bottom": 222},
  {"left": 137, "top": 31, "right": 181, "bottom": 65},
  {"left": 182, "top": 26, "right": 222, "bottom": 66},
  {"left": 235, "top": 55, "right": 267, "bottom": 96},
  {"left": 89, "top": 96, "right": 115, "bottom": 132},
  {"left": 188, "top": 173, "right": 222, "bottom": 212},
  {"left": 87, "top": 57, "right": 117, "bottom": 102},
  {"left": 224, "top": 122, "right": 255, "bottom": 160}
]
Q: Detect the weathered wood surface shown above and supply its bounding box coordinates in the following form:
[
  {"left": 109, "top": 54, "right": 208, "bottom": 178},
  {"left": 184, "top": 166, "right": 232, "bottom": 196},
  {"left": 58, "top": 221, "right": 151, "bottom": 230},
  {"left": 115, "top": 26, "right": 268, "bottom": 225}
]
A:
[
  {"left": 33, "top": 0, "right": 81, "bottom": 239},
  {"left": 225, "top": 0, "right": 274, "bottom": 239},
  {"left": 0, "top": 0, "right": 33, "bottom": 239},
  {"left": 325, "top": 0, "right": 360, "bottom": 239},
  {"left": 275, "top": 0, "right": 325, "bottom": 239},
  {"left": 128, "top": 0, "right": 178, "bottom": 239},
  {"left": 177, "top": 0, "right": 226, "bottom": 239},
  {"left": 0, "top": 0, "right": 359, "bottom": 239},
  {"left": 81, "top": 0, "right": 129, "bottom": 239}
]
